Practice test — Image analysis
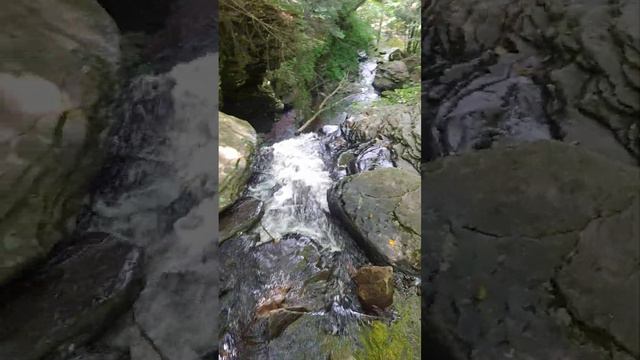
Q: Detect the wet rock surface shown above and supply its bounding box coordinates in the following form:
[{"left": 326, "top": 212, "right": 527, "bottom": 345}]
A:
[
  {"left": 328, "top": 168, "right": 421, "bottom": 275},
  {"left": 353, "top": 266, "right": 394, "bottom": 312},
  {"left": 423, "top": 0, "right": 640, "bottom": 165},
  {"left": 423, "top": 1, "right": 640, "bottom": 356},
  {"left": 78, "top": 53, "right": 219, "bottom": 359},
  {"left": 0, "top": 233, "right": 143, "bottom": 360},
  {"left": 423, "top": 141, "right": 640, "bottom": 359},
  {"left": 219, "top": 197, "right": 264, "bottom": 243},
  {"left": 346, "top": 140, "right": 396, "bottom": 175},
  {"left": 220, "top": 233, "right": 368, "bottom": 359},
  {"left": 1, "top": 1, "right": 219, "bottom": 360},
  {"left": 342, "top": 104, "right": 421, "bottom": 174},
  {"left": 435, "top": 55, "right": 553, "bottom": 154},
  {"left": 219, "top": 112, "right": 258, "bottom": 212},
  {"left": 69, "top": 5, "right": 219, "bottom": 359}
]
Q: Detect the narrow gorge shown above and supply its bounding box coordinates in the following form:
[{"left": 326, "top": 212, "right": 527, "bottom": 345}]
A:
[{"left": 218, "top": 0, "right": 422, "bottom": 358}]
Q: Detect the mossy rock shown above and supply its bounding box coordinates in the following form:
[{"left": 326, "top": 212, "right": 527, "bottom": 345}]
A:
[
  {"left": 328, "top": 168, "right": 421, "bottom": 275},
  {"left": 0, "top": 0, "right": 120, "bottom": 285},
  {"left": 219, "top": 112, "right": 258, "bottom": 212},
  {"left": 353, "top": 293, "right": 421, "bottom": 360}
]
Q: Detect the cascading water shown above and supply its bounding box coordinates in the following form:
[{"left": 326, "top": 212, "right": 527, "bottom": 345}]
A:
[
  {"left": 351, "top": 54, "right": 378, "bottom": 103},
  {"left": 248, "top": 133, "right": 342, "bottom": 250},
  {"left": 220, "top": 57, "right": 382, "bottom": 360}
]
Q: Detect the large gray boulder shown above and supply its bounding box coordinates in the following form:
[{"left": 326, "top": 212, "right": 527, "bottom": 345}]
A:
[
  {"left": 423, "top": 140, "right": 640, "bottom": 359},
  {"left": 0, "top": 0, "right": 120, "bottom": 286},
  {"left": 373, "top": 60, "right": 411, "bottom": 92},
  {"left": 219, "top": 112, "right": 257, "bottom": 212},
  {"left": 328, "top": 168, "right": 421, "bottom": 275}
]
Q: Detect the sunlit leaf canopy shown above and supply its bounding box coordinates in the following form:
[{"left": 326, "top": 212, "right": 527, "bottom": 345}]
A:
[{"left": 357, "top": 0, "right": 421, "bottom": 52}]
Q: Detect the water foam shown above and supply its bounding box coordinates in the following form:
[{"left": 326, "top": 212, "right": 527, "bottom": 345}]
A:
[{"left": 249, "top": 133, "right": 341, "bottom": 249}]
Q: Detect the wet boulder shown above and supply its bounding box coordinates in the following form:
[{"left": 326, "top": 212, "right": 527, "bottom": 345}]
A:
[
  {"left": 373, "top": 61, "right": 410, "bottom": 92},
  {"left": 423, "top": 140, "right": 640, "bottom": 359},
  {"left": 353, "top": 266, "right": 394, "bottom": 312},
  {"left": 0, "top": 233, "right": 143, "bottom": 360},
  {"left": 344, "top": 104, "right": 421, "bottom": 174},
  {"left": 434, "top": 55, "right": 553, "bottom": 154},
  {"left": 0, "top": 0, "right": 120, "bottom": 286},
  {"left": 266, "top": 315, "right": 333, "bottom": 359},
  {"left": 423, "top": 0, "right": 640, "bottom": 164},
  {"left": 219, "top": 197, "right": 264, "bottom": 243},
  {"left": 346, "top": 140, "right": 395, "bottom": 175},
  {"left": 328, "top": 168, "right": 421, "bottom": 275},
  {"left": 219, "top": 111, "right": 258, "bottom": 211}
]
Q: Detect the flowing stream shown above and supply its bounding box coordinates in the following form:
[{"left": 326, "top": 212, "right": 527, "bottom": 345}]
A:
[{"left": 220, "top": 58, "right": 380, "bottom": 359}]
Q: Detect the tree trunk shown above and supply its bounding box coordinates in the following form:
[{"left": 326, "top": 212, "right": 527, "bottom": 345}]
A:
[{"left": 376, "top": 13, "right": 384, "bottom": 48}]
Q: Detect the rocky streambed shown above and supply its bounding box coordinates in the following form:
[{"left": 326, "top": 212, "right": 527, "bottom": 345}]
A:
[{"left": 218, "top": 57, "right": 422, "bottom": 359}]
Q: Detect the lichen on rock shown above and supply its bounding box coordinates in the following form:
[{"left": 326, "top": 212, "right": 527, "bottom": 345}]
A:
[{"left": 218, "top": 111, "right": 258, "bottom": 212}]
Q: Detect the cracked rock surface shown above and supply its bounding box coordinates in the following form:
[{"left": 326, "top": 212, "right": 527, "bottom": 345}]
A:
[
  {"left": 423, "top": 0, "right": 640, "bottom": 165},
  {"left": 328, "top": 167, "right": 421, "bottom": 275},
  {"left": 423, "top": 140, "right": 640, "bottom": 359}
]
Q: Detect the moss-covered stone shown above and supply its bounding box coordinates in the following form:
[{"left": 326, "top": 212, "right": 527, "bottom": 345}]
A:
[
  {"left": 328, "top": 168, "right": 421, "bottom": 274},
  {"left": 0, "top": 0, "right": 120, "bottom": 285},
  {"left": 219, "top": 112, "right": 258, "bottom": 212},
  {"left": 353, "top": 293, "right": 421, "bottom": 360}
]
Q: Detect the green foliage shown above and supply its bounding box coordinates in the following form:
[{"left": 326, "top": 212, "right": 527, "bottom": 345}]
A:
[
  {"left": 268, "top": 35, "right": 325, "bottom": 112},
  {"left": 376, "top": 84, "right": 420, "bottom": 105},
  {"left": 357, "top": 0, "right": 420, "bottom": 53},
  {"left": 267, "top": 7, "right": 373, "bottom": 118},
  {"left": 318, "top": 13, "right": 374, "bottom": 81},
  {"left": 221, "top": 0, "right": 423, "bottom": 122}
]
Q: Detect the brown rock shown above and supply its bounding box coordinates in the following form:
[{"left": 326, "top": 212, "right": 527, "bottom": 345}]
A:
[
  {"left": 353, "top": 266, "right": 394, "bottom": 312},
  {"left": 256, "top": 285, "right": 291, "bottom": 317}
]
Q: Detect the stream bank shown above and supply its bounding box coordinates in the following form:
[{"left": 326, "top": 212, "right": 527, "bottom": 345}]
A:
[{"left": 219, "top": 54, "right": 422, "bottom": 359}]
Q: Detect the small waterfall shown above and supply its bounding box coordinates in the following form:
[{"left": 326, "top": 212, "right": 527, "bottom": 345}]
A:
[
  {"left": 220, "top": 54, "right": 380, "bottom": 359},
  {"left": 248, "top": 133, "right": 342, "bottom": 249},
  {"left": 353, "top": 59, "right": 378, "bottom": 103}
]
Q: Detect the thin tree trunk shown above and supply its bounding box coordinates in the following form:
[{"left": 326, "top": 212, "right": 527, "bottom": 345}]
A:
[
  {"left": 376, "top": 13, "right": 384, "bottom": 48},
  {"left": 296, "top": 77, "right": 349, "bottom": 134}
]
